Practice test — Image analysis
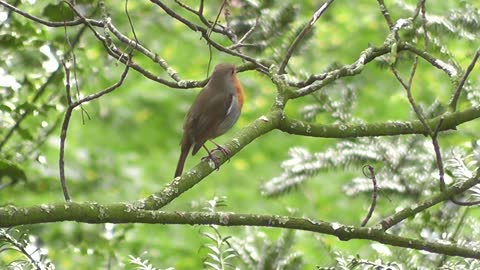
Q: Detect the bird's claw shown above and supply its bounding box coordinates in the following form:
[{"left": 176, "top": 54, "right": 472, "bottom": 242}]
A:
[
  {"left": 212, "top": 145, "right": 231, "bottom": 162},
  {"left": 202, "top": 154, "right": 221, "bottom": 171}
]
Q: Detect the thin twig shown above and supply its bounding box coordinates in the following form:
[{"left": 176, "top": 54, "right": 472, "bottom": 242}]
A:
[
  {"left": 390, "top": 64, "right": 432, "bottom": 134},
  {"left": 390, "top": 58, "right": 449, "bottom": 190},
  {"left": 62, "top": 6, "right": 89, "bottom": 124},
  {"left": 420, "top": 0, "right": 428, "bottom": 49},
  {"left": 361, "top": 165, "right": 378, "bottom": 227},
  {"left": 58, "top": 57, "right": 131, "bottom": 201},
  {"left": 431, "top": 118, "right": 446, "bottom": 191},
  {"left": 174, "top": 0, "right": 234, "bottom": 40},
  {"left": 206, "top": 0, "right": 227, "bottom": 76},
  {"left": 125, "top": 0, "right": 138, "bottom": 44},
  {"left": 0, "top": 0, "right": 20, "bottom": 31},
  {"left": 59, "top": 61, "right": 72, "bottom": 201},
  {"left": 376, "top": 0, "right": 394, "bottom": 29},
  {"left": 150, "top": 0, "right": 268, "bottom": 73},
  {"left": 278, "top": 0, "right": 335, "bottom": 74},
  {"left": 228, "top": 17, "right": 259, "bottom": 50},
  {"left": 379, "top": 171, "right": 480, "bottom": 230},
  {"left": 449, "top": 48, "right": 480, "bottom": 111}
]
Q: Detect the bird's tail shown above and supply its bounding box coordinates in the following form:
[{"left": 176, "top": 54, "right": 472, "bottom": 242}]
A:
[{"left": 174, "top": 137, "right": 191, "bottom": 178}]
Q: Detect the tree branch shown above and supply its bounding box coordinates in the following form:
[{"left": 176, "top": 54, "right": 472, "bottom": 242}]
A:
[
  {"left": 289, "top": 43, "right": 458, "bottom": 90},
  {"left": 140, "top": 110, "right": 283, "bottom": 210},
  {"left": 278, "top": 0, "right": 335, "bottom": 74},
  {"left": 0, "top": 204, "right": 479, "bottom": 259},
  {"left": 59, "top": 58, "right": 131, "bottom": 201},
  {"left": 449, "top": 47, "right": 480, "bottom": 111},
  {"left": 150, "top": 0, "right": 268, "bottom": 73},
  {"left": 278, "top": 106, "right": 480, "bottom": 138},
  {"left": 379, "top": 171, "right": 480, "bottom": 231}
]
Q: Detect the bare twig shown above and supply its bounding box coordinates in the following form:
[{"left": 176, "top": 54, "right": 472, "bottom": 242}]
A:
[
  {"left": 150, "top": 0, "right": 268, "bottom": 73},
  {"left": 390, "top": 58, "right": 448, "bottom": 190},
  {"left": 431, "top": 118, "right": 446, "bottom": 191},
  {"left": 0, "top": 0, "right": 20, "bottom": 31},
  {"left": 174, "top": 0, "right": 235, "bottom": 41},
  {"left": 379, "top": 171, "right": 480, "bottom": 230},
  {"left": 390, "top": 60, "right": 432, "bottom": 135},
  {"left": 419, "top": 0, "right": 428, "bottom": 48},
  {"left": 59, "top": 57, "right": 131, "bottom": 201},
  {"left": 361, "top": 165, "right": 378, "bottom": 227},
  {"left": 228, "top": 17, "right": 259, "bottom": 50},
  {"left": 376, "top": 0, "right": 394, "bottom": 29},
  {"left": 206, "top": 0, "right": 228, "bottom": 76},
  {"left": 290, "top": 42, "right": 457, "bottom": 94},
  {"left": 125, "top": 0, "right": 139, "bottom": 44},
  {"left": 449, "top": 48, "right": 480, "bottom": 111},
  {"left": 278, "top": 0, "right": 335, "bottom": 74},
  {"left": 59, "top": 62, "right": 73, "bottom": 201}
]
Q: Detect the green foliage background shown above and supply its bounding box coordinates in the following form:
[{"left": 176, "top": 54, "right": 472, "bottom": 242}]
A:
[{"left": 0, "top": 0, "right": 479, "bottom": 269}]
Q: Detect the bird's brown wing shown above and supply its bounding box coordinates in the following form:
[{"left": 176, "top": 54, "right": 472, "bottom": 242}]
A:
[{"left": 186, "top": 88, "right": 231, "bottom": 155}]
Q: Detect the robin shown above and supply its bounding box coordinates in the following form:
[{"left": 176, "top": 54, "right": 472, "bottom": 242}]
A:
[{"left": 174, "top": 63, "right": 244, "bottom": 178}]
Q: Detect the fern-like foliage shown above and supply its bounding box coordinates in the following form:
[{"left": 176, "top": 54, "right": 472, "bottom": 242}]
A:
[
  {"left": 0, "top": 228, "right": 53, "bottom": 270},
  {"left": 261, "top": 135, "right": 439, "bottom": 198},
  {"left": 395, "top": 0, "right": 480, "bottom": 41},
  {"left": 128, "top": 254, "right": 174, "bottom": 270},
  {"left": 229, "top": 0, "right": 315, "bottom": 69},
  {"left": 200, "top": 196, "right": 238, "bottom": 270},
  {"left": 301, "top": 82, "right": 357, "bottom": 123},
  {"left": 231, "top": 228, "right": 303, "bottom": 270},
  {"left": 317, "top": 252, "right": 403, "bottom": 270}
]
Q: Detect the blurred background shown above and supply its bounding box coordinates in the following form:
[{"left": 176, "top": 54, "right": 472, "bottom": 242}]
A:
[{"left": 1, "top": 0, "right": 479, "bottom": 268}]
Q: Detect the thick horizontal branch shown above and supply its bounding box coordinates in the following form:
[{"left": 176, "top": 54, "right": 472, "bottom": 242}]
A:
[
  {"left": 0, "top": 204, "right": 478, "bottom": 259},
  {"left": 139, "top": 110, "right": 283, "bottom": 210},
  {"left": 278, "top": 106, "right": 480, "bottom": 138}
]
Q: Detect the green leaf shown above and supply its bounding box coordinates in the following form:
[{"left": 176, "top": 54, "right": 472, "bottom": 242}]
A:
[
  {"left": 0, "top": 159, "right": 27, "bottom": 185},
  {"left": 15, "top": 102, "right": 37, "bottom": 114},
  {"left": 0, "top": 105, "right": 12, "bottom": 112},
  {"left": 0, "top": 34, "right": 24, "bottom": 49},
  {"left": 17, "top": 127, "right": 34, "bottom": 141},
  {"left": 42, "top": 3, "right": 75, "bottom": 22}
]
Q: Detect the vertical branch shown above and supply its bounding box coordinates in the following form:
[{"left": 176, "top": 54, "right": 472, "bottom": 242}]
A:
[
  {"left": 431, "top": 118, "right": 446, "bottom": 191},
  {"left": 376, "top": 0, "right": 394, "bottom": 29},
  {"left": 390, "top": 56, "right": 448, "bottom": 191},
  {"left": 278, "top": 0, "right": 335, "bottom": 74},
  {"left": 59, "top": 62, "right": 73, "bottom": 201},
  {"left": 361, "top": 165, "right": 378, "bottom": 227},
  {"left": 58, "top": 58, "right": 131, "bottom": 201},
  {"left": 449, "top": 48, "right": 480, "bottom": 111}
]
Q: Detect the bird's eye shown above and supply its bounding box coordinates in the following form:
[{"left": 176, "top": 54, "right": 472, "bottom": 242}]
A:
[{"left": 231, "top": 68, "right": 235, "bottom": 75}]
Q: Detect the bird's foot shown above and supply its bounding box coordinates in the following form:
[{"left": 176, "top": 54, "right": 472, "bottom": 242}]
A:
[
  {"left": 213, "top": 145, "right": 231, "bottom": 162},
  {"left": 201, "top": 153, "right": 221, "bottom": 171}
]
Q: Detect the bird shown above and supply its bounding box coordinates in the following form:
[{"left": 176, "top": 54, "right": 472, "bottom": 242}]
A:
[{"left": 174, "top": 63, "right": 244, "bottom": 178}]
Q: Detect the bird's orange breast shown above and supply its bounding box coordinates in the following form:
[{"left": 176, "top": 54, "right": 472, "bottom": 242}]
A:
[{"left": 233, "top": 75, "right": 244, "bottom": 109}]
